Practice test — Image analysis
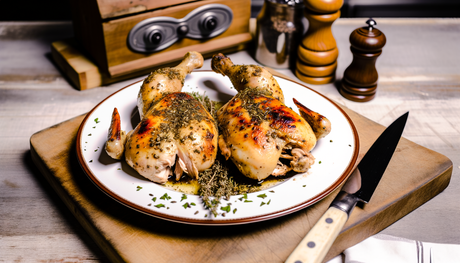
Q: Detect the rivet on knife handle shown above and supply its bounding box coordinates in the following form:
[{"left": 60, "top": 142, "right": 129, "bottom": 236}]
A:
[{"left": 285, "top": 207, "right": 348, "bottom": 263}]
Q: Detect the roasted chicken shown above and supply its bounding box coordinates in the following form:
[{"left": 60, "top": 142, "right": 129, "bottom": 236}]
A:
[
  {"left": 105, "top": 51, "right": 218, "bottom": 184},
  {"left": 211, "top": 53, "right": 331, "bottom": 181}
]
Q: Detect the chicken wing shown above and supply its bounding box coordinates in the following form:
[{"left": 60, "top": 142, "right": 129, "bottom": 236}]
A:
[{"left": 293, "top": 98, "right": 331, "bottom": 140}]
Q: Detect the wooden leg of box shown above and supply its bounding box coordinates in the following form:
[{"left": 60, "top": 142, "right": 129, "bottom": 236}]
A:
[{"left": 51, "top": 39, "right": 103, "bottom": 90}]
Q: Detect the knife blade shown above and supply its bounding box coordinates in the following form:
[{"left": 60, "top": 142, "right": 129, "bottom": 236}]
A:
[{"left": 285, "top": 112, "right": 409, "bottom": 263}]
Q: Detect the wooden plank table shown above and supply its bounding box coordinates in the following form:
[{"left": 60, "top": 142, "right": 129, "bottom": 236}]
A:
[{"left": 1, "top": 18, "right": 460, "bottom": 262}]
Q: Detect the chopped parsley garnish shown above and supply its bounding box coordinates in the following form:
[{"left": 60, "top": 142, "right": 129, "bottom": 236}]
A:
[
  {"left": 182, "top": 202, "right": 191, "bottom": 209},
  {"left": 220, "top": 204, "right": 231, "bottom": 213},
  {"left": 257, "top": 193, "right": 267, "bottom": 199},
  {"left": 154, "top": 204, "right": 165, "bottom": 208},
  {"left": 160, "top": 193, "right": 171, "bottom": 200}
]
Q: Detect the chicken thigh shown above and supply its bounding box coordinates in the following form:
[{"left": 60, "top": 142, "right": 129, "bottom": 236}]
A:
[
  {"left": 212, "top": 53, "right": 331, "bottom": 181},
  {"left": 105, "top": 51, "right": 218, "bottom": 184}
]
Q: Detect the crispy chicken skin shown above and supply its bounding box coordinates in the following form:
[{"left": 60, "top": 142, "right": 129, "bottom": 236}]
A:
[
  {"left": 211, "top": 53, "right": 285, "bottom": 103},
  {"left": 217, "top": 88, "right": 316, "bottom": 180},
  {"left": 105, "top": 51, "right": 218, "bottom": 184},
  {"left": 125, "top": 92, "right": 218, "bottom": 183}
]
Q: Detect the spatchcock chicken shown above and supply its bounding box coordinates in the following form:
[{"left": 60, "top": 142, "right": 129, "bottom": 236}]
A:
[
  {"left": 105, "top": 51, "right": 218, "bottom": 184},
  {"left": 211, "top": 53, "right": 331, "bottom": 181}
]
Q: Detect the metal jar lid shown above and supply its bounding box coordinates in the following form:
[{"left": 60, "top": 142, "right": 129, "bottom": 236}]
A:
[{"left": 267, "top": 0, "right": 303, "bottom": 5}]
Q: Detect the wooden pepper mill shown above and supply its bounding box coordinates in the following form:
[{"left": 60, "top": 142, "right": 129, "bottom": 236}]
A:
[
  {"left": 339, "top": 18, "right": 386, "bottom": 102},
  {"left": 295, "top": 0, "right": 343, "bottom": 84}
]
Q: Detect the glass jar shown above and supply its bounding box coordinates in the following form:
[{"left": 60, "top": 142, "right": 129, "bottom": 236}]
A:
[{"left": 255, "top": 0, "right": 305, "bottom": 69}]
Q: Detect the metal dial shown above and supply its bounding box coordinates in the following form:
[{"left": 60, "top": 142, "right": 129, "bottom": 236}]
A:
[{"left": 128, "top": 4, "right": 233, "bottom": 53}]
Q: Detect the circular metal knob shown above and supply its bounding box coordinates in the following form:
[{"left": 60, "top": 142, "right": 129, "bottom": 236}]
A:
[
  {"left": 202, "top": 16, "right": 218, "bottom": 32},
  {"left": 145, "top": 29, "right": 163, "bottom": 46},
  {"left": 177, "top": 24, "right": 189, "bottom": 36},
  {"left": 150, "top": 31, "right": 162, "bottom": 44}
]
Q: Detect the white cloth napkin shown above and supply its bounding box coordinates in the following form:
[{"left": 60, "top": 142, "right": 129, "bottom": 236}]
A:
[{"left": 326, "top": 234, "right": 460, "bottom": 263}]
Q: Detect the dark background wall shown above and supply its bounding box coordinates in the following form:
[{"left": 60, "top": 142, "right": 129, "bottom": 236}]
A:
[
  {"left": 250, "top": 0, "right": 460, "bottom": 18},
  {"left": 0, "top": 0, "right": 459, "bottom": 21}
]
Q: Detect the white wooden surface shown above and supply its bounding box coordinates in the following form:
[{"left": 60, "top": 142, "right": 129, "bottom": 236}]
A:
[{"left": 1, "top": 18, "right": 459, "bottom": 262}]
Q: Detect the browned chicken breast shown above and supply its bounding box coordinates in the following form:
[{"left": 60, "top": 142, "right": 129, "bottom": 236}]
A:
[
  {"left": 125, "top": 92, "right": 218, "bottom": 183},
  {"left": 217, "top": 88, "right": 317, "bottom": 180},
  {"left": 212, "top": 53, "right": 331, "bottom": 181},
  {"left": 105, "top": 51, "right": 218, "bottom": 184}
]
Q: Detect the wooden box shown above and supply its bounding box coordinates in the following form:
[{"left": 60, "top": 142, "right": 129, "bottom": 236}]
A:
[{"left": 59, "top": 0, "right": 252, "bottom": 89}]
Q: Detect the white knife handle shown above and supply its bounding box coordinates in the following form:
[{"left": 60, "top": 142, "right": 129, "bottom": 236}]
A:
[{"left": 285, "top": 207, "right": 348, "bottom": 263}]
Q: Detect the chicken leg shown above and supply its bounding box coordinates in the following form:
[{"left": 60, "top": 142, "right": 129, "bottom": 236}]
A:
[
  {"left": 211, "top": 53, "right": 285, "bottom": 103},
  {"left": 105, "top": 51, "right": 218, "bottom": 184},
  {"left": 138, "top": 51, "right": 204, "bottom": 119},
  {"left": 212, "top": 53, "right": 331, "bottom": 181}
]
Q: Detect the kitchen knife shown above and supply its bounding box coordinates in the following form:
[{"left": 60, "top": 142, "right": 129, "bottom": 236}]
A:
[{"left": 285, "top": 112, "right": 409, "bottom": 263}]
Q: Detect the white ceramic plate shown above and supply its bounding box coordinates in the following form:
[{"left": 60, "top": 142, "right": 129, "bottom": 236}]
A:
[{"left": 76, "top": 71, "right": 359, "bottom": 225}]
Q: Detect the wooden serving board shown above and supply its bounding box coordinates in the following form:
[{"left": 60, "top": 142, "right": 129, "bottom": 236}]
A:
[{"left": 30, "top": 105, "right": 452, "bottom": 263}]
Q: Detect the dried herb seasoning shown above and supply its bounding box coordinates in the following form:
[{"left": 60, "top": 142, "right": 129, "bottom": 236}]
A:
[{"left": 145, "top": 91, "right": 289, "bottom": 217}]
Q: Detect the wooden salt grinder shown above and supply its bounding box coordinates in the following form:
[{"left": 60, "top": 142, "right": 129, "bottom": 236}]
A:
[
  {"left": 295, "top": 0, "right": 343, "bottom": 84},
  {"left": 339, "top": 18, "right": 386, "bottom": 102}
]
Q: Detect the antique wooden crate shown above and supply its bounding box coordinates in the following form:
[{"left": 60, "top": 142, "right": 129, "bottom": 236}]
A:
[{"left": 56, "top": 0, "right": 252, "bottom": 89}]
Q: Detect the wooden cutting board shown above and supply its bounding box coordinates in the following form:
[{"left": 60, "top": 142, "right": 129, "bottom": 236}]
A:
[{"left": 30, "top": 105, "right": 452, "bottom": 263}]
